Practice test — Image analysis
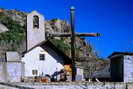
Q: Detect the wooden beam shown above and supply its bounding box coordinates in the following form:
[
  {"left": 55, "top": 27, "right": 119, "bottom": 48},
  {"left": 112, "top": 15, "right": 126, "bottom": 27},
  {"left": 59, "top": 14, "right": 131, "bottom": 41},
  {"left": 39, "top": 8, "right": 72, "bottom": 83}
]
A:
[
  {"left": 48, "top": 33, "right": 100, "bottom": 37},
  {"left": 76, "top": 33, "right": 100, "bottom": 37}
]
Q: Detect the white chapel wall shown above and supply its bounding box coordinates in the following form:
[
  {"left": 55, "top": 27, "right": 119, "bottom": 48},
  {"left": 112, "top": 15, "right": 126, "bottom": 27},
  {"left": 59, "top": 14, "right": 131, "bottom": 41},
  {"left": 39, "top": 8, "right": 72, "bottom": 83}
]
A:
[
  {"left": 22, "top": 47, "right": 64, "bottom": 77},
  {"left": 124, "top": 55, "right": 133, "bottom": 82}
]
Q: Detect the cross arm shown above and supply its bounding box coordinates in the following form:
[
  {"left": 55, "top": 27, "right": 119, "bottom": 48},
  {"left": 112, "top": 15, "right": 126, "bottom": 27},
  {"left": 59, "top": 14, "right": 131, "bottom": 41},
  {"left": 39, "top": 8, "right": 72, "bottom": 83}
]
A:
[
  {"left": 47, "top": 33, "right": 100, "bottom": 37},
  {"left": 76, "top": 33, "right": 100, "bottom": 37}
]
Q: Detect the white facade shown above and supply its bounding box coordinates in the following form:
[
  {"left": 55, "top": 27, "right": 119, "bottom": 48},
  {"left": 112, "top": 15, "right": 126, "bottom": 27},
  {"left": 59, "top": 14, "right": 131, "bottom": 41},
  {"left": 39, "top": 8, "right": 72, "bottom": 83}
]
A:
[
  {"left": 22, "top": 46, "right": 64, "bottom": 77},
  {"left": 124, "top": 56, "right": 133, "bottom": 82},
  {"left": 27, "top": 11, "right": 45, "bottom": 50}
]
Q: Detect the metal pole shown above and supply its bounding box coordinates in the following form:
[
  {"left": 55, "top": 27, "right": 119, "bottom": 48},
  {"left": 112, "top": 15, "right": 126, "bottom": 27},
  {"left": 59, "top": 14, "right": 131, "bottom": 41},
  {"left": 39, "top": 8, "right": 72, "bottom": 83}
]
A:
[{"left": 70, "top": 6, "right": 76, "bottom": 81}]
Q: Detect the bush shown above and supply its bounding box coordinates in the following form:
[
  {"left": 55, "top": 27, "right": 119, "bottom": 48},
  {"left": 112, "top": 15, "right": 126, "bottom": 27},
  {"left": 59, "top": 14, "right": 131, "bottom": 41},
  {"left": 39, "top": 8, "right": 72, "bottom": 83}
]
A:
[{"left": 0, "top": 13, "right": 26, "bottom": 50}]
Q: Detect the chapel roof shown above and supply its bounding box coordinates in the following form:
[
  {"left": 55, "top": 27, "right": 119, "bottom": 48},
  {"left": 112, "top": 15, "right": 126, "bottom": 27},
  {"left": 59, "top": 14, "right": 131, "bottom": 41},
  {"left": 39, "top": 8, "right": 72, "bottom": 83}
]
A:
[{"left": 22, "top": 40, "right": 72, "bottom": 64}]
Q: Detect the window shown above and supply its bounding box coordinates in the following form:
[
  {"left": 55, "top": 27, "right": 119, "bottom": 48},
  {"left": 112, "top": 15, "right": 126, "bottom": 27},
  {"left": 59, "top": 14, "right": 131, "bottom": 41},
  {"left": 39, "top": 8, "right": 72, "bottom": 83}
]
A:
[
  {"left": 32, "top": 70, "right": 38, "bottom": 75},
  {"left": 39, "top": 54, "right": 45, "bottom": 61},
  {"left": 33, "top": 15, "right": 39, "bottom": 28}
]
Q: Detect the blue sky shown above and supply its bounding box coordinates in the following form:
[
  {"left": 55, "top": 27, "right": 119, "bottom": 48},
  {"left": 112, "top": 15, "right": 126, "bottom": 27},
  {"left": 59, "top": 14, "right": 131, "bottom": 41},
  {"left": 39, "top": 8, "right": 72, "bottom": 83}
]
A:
[{"left": 0, "top": 0, "right": 133, "bottom": 58}]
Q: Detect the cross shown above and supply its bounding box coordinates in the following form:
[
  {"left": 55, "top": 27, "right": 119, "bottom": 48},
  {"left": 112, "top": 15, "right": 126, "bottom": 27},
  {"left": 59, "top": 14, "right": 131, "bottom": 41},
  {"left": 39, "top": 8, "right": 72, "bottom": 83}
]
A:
[{"left": 48, "top": 6, "right": 100, "bottom": 81}]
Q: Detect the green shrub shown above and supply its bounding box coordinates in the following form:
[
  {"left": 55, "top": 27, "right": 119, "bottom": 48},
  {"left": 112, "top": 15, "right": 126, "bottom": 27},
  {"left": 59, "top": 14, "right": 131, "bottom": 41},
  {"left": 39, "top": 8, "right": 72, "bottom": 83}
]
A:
[
  {"left": 50, "top": 39, "right": 70, "bottom": 53},
  {"left": 0, "top": 13, "right": 25, "bottom": 50}
]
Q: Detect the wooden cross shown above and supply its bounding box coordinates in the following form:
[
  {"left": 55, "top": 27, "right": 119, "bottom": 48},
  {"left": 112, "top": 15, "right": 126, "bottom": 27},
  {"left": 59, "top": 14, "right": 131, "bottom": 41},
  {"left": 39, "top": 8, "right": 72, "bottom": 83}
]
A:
[{"left": 48, "top": 6, "right": 100, "bottom": 81}]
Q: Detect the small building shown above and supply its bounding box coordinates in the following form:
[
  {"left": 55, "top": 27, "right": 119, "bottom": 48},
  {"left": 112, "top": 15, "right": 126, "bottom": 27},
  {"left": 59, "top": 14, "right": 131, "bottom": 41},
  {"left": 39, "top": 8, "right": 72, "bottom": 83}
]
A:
[
  {"left": 0, "top": 51, "right": 24, "bottom": 82},
  {"left": 108, "top": 52, "right": 133, "bottom": 82},
  {"left": 22, "top": 40, "right": 72, "bottom": 80}
]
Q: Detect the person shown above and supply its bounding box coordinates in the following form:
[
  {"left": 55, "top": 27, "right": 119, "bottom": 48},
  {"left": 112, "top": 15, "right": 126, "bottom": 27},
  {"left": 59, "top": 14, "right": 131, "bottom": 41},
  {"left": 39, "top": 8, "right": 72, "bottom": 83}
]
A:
[{"left": 60, "top": 69, "right": 67, "bottom": 81}]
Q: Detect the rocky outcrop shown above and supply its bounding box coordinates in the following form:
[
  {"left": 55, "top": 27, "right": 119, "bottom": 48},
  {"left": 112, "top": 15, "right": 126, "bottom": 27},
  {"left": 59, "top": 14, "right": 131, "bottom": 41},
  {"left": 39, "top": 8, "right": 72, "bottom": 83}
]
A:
[{"left": 0, "top": 24, "right": 8, "bottom": 33}]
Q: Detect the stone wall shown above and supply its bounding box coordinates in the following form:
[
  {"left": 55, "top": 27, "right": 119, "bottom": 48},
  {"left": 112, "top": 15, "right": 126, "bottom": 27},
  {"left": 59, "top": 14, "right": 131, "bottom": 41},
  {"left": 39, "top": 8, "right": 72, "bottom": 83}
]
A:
[
  {"left": 0, "top": 62, "right": 24, "bottom": 82},
  {"left": 124, "top": 56, "right": 133, "bottom": 82},
  {"left": 0, "top": 82, "right": 133, "bottom": 89}
]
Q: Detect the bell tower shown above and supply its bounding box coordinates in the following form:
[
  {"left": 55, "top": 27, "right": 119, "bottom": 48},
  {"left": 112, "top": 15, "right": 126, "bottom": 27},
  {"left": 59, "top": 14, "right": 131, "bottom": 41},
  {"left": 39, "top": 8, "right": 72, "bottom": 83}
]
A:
[{"left": 27, "top": 11, "right": 45, "bottom": 50}]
